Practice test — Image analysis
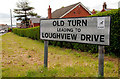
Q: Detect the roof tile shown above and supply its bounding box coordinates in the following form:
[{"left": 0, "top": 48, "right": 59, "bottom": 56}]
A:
[{"left": 52, "top": 2, "right": 80, "bottom": 18}]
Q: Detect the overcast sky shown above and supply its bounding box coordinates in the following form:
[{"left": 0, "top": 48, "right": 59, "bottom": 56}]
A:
[{"left": 0, "top": 0, "right": 119, "bottom": 25}]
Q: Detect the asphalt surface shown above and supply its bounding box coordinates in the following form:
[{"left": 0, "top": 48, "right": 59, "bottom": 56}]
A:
[{"left": 0, "top": 32, "right": 7, "bottom": 36}]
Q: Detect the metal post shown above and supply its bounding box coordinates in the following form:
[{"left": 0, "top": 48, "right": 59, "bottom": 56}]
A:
[
  {"left": 98, "top": 45, "right": 104, "bottom": 77},
  {"left": 44, "top": 41, "right": 48, "bottom": 67},
  {"left": 10, "top": 9, "right": 12, "bottom": 31}
]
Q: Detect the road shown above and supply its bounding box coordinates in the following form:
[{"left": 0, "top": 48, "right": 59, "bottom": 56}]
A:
[{"left": 0, "top": 32, "right": 7, "bottom": 36}]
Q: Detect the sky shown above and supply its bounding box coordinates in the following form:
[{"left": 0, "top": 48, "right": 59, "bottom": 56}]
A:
[{"left": 0, "top": 0, "right": 119, "bottom": 25}]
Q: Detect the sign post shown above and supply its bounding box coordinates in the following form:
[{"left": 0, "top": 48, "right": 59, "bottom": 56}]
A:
[
  {"left": 44, "top": 41, "right": 48, "bottom": 67},
  {"left": 98, "top": 45, "right": 104, "bottom": 76},
  {"left": 40, "top": 16, "right": 110, "bottom": 75}
]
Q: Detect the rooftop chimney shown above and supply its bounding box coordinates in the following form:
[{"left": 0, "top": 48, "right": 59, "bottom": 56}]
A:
[
  {"left": 92, "top": 9, "right": 96, "bottom": 14},
  {"left": 103, "top": 2, "right": 107, "bottom": 9},
  {"left": 48, "top": 5, "right": 52, "bottom": 19}
]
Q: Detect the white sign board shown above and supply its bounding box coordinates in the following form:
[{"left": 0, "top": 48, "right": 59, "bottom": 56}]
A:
[{"left": 40, "top": 16, "right": 110, "bottom": 45}]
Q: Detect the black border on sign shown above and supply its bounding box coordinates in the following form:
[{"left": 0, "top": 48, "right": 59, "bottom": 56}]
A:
[
  {"left": 109, "top": 15, "right": 112, "bottom": 46},
  {"left": 40, "top": 16, "right": 111, "bottom": 46}
]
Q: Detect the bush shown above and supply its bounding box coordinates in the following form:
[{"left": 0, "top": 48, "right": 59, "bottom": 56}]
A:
[
  {"left": 12, "top": 9, "right": 120, "bottom": 57},
  {"left": 12, "top": 26, "right": 40, "bottom": 40}
]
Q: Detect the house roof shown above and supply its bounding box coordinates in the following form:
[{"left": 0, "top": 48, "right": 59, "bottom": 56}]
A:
[
  {"left": 101, "top": 8, "right": 113, "bottom": 12},
  {"left": 30, "top": 18, "right": 41, "bottom": 23},
  {"left": 51, "top": 2, "right": 92, "bottom": 18},
  {"left": 0, "top": 24, "right": 7, "bottom": 26},
  {"left": 105, "top": 8, "right": 113, "bottom": 11}
]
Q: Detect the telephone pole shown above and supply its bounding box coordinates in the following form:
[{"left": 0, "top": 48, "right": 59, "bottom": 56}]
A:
[{"left": 10, "top": 9, "right": 12, "bottom": 31}]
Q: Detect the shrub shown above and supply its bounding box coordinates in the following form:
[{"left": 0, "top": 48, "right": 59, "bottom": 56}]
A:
[{"left": 12, "top": 26, "right": 40, "bottom": 40}]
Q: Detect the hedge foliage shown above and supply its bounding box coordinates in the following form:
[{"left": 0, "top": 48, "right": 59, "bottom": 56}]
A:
[
  {"left": 12, "top": 26, "right": 40, "bottom": 40},
  {"left": 12, "top": 9, "right": 120, "bottom": 57}
]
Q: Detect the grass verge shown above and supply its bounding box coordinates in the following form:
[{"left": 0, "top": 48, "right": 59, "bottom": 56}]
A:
[{"left": 2, "top": 32, "right": 118, "bottom": 77}]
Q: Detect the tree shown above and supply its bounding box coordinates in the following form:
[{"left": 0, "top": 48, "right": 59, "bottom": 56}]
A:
[{"left": 14, "top": 0, "right": 40, "bottom": 28}]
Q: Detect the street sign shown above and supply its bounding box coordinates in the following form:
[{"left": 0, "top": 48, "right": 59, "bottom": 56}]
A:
[{"left": 40, "top": 16, "right": 110, "bottom": 45}]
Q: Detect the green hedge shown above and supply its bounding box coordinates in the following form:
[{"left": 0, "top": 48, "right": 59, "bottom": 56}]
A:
[
  {"left": 12, "top": 26, "right": 40, "bottom": 40},
  {"left": 12, "top": 9, "right": 120, "bottom": 57}
]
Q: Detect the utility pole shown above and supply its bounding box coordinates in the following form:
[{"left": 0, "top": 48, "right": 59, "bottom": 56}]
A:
[
  {"left": 118, "top": 1, "right": 120, "bottom": 8},
  {"left": 10, "top": 9, "right": 12, "bottom": 31}
]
